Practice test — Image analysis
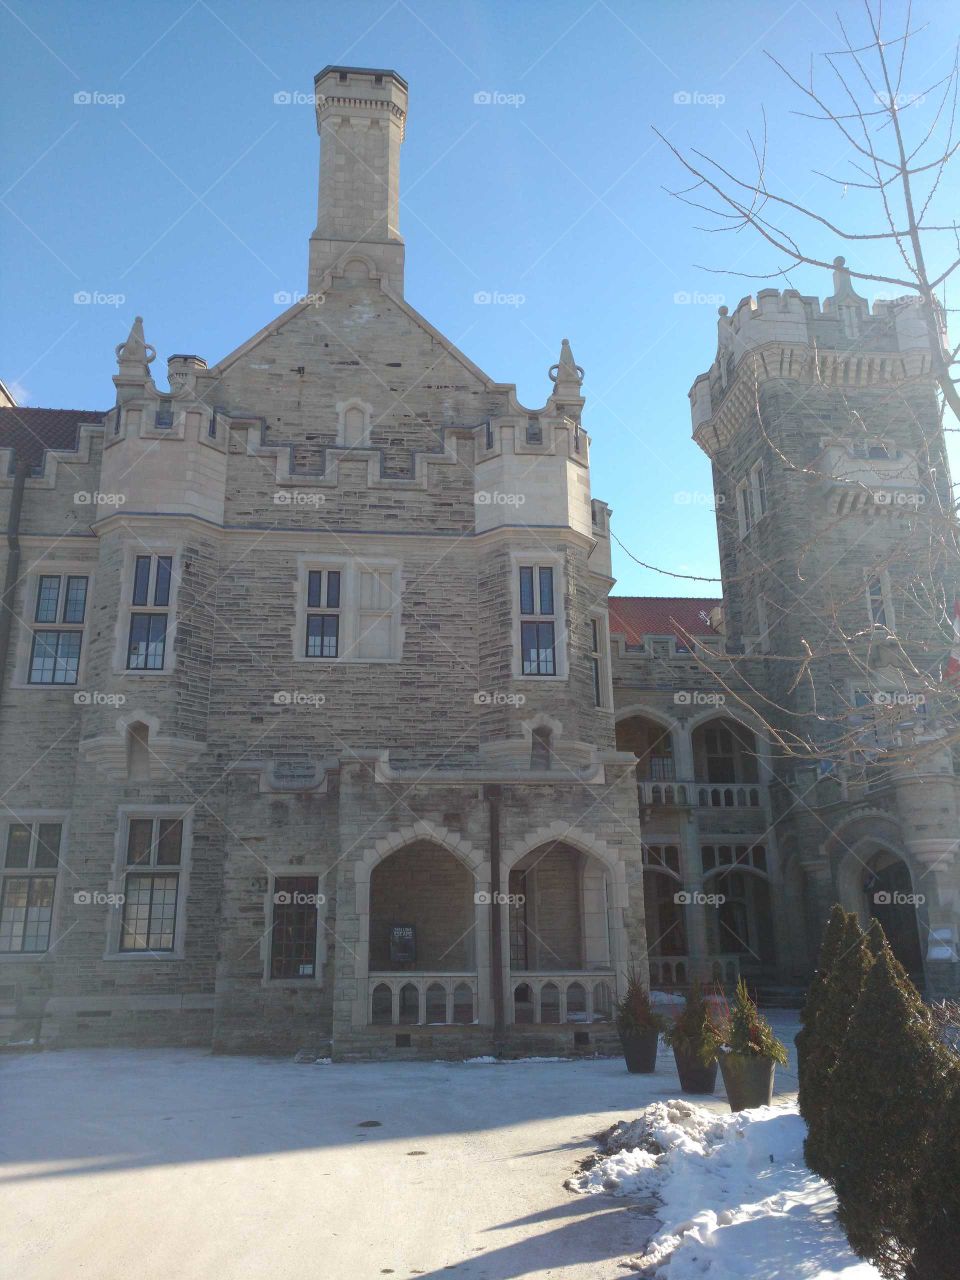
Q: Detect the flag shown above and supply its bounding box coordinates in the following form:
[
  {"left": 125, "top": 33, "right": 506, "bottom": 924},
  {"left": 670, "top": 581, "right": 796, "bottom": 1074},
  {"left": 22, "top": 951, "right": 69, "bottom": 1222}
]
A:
[{"left": 945, "top": 596, "right": 960, "bottom": 681}]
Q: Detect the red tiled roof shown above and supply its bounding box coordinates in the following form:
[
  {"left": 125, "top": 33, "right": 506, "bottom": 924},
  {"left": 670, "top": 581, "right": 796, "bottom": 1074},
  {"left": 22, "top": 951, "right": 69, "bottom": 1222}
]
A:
[
  {"left": 608, "top": 596, "right": 722, "bottom": 644},
  {"left": 0, "top": 407, "right": 105, "bottom": 471}
]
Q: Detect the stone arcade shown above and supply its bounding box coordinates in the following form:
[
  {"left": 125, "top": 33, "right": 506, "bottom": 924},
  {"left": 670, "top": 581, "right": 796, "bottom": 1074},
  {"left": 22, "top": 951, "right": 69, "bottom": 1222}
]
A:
[{"left": 0, "top": 65, "right": 957, "bottom": 1058}]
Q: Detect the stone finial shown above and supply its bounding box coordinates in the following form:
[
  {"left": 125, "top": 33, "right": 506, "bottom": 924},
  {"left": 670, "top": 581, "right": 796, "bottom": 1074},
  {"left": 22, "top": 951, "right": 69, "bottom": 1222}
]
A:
[
  {"left": 115, "top": 316, "right": 156, "bottom": 376},
  {"left": 548, "top": 338, "right": 585, "bottom": 400},
  {"left": 829, "top": 255, "right": 864, "bottom": 301},
  {"left": 825, "top": 255, "right": 868, "bottom": 337}
]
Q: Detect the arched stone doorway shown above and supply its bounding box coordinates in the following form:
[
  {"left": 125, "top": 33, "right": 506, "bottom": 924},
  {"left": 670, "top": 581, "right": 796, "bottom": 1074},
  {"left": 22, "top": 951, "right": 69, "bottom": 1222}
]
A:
[
  {"left": 367, "top": 839, "right": 479, "bottom": 1026},
  {"left": 864, "top": 850, "right": 925, "bottom": 983},
  {"left": 505, "top": 839, "right": 617, "bottom": 1026}
]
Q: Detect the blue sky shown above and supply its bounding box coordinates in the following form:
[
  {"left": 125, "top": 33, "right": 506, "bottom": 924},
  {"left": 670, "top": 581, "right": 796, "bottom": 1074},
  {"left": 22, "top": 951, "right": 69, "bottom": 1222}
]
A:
[{"left": 2, "top": 0, "right": 957, "bottom": 594}]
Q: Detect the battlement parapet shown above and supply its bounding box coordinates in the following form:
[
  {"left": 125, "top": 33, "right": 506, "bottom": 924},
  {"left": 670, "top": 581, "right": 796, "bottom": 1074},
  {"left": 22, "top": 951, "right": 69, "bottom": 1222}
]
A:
[{"left": 689, "top": 259, "right": 941, "bottom": 452}]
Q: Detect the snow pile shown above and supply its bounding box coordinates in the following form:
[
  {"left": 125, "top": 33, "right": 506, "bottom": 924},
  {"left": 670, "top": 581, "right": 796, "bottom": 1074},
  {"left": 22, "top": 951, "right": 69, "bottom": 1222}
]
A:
[{"left": 570, "top": 1099, "right": 881, "bottom": 1278}]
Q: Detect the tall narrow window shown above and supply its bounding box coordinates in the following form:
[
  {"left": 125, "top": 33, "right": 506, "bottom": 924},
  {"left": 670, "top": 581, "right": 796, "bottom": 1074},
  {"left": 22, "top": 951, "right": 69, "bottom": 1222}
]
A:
[
  {"left": 867, "top": 576, "right": 889, "bottom": 627},
  {"left": 519, "top": 565, "right": 556, "bottom": 676},
  {"left": 0, "top": 821, "right": 61, "bottom": 953},
  {"left": 29, "top": 574, "right": 88, "bottom": 684},
  {"left": 736, "top": 480, "right": 754, "bottom": 539},
  {"left": 305, "top": 569, "right": 341, "bottom": 658},
  {"left": 589, "top": 614, "right": 610, "bottom": 708},
  {"left": 126, "top": 555, "right": 173, "bottom": 670},
  {"left": 270, "top": 876, "right": 320, "bottom": 979},
  {"left": 750, "top": 460, "right": 768, "bottom": 519},
  {"left": 705, "top": 725, "right": 736, "bottom": 783},
  {"left": 119, "top": 816, "right": 183, "bottom": 952}
]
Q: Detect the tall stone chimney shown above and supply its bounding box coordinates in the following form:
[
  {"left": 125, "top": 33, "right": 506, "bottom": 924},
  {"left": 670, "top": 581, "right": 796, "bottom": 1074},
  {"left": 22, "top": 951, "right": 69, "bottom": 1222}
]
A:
[{"left": 308, "top": 65, "right": 408, "bottom": 296}]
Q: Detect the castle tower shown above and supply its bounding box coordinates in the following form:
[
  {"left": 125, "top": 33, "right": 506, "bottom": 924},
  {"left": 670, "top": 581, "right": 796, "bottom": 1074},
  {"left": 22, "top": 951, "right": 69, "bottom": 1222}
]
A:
[
  {"left": 689, "top": 262, "right": 959, "bottom": 993},
  {"left": 308, "top": 65, "right": 408, "bottom": 297}
]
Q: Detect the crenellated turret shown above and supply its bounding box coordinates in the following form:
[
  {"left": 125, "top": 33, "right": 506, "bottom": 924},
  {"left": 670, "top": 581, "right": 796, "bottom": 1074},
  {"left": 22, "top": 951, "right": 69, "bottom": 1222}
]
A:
[
  {"left": 689, "top": 260, "right": 938, "bottom": 454},
  {"left": 473, "top": 341, "right": 593, "bottom": 537}
]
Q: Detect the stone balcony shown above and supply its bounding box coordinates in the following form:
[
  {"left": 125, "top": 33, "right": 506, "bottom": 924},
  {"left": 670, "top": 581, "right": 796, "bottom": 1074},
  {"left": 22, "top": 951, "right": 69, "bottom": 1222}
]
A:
[{"left": 638, "top": 779, "right": 764, "bottom": 810}]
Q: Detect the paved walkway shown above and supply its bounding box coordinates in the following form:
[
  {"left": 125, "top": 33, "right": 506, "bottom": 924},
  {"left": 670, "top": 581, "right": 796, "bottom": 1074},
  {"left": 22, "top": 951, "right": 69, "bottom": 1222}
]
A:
[{"left": 1, "top": 1019, "right": 800, "bottom": 1279}]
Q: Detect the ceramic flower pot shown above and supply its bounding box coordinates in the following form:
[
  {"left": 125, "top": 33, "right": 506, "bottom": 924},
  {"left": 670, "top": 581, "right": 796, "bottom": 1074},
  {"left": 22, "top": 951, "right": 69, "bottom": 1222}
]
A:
[
  {"left": 672, "top": 1046, "right": 718, "bottom": 1093},
  {"left": 719, "top": 1051, "right": 776, "bottom": 1111},
  {"left": 619, "top": 1027, "right": 661, "bottom": 1073}
]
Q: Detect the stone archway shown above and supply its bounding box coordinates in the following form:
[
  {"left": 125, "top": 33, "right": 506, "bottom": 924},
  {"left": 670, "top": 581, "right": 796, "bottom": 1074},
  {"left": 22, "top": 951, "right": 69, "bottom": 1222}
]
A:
[{"left": 864, "top": 850, "right": 925, "bottom": 982}]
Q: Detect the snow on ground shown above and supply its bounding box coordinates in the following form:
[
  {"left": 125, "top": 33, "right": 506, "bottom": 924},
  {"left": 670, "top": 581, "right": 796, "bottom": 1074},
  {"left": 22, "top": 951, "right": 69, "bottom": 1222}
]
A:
[
  {"left": 569, "top": 1097, "right": 881, "bottom": 1278},
  {"left": 0, "top": 1011, "right": 864, "bottom": 1280}
]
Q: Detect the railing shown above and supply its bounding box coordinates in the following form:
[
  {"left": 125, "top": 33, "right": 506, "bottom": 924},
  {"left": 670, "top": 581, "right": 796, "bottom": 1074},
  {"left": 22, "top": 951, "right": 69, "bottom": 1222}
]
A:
[
  {"left": 509, "top": 971, "right": 616, "bottom": 1024},
  {"left": 649, "top": 954, "right": 741, "bottom": 989},
  {"left": 638, "top": 780, "right": 763, "bottom": 809},
  {"left": 369, "top": 972, "right": 478, "bottom": 1026}
]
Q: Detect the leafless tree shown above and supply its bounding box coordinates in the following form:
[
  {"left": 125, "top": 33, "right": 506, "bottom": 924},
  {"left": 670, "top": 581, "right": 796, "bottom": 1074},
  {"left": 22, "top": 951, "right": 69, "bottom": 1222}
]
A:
[{"left": 638, "top": 2, "right": 960, "bottom": 784}]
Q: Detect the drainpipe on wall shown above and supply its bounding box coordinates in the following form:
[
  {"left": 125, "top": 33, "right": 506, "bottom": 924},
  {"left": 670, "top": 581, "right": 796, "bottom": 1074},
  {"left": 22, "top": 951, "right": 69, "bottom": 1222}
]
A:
[
  {"left": 0, "top": 458, "right": 31, "bottom": 705},
  {"left": 484, "top": 783, "right": 506, "bottom": 1050}
]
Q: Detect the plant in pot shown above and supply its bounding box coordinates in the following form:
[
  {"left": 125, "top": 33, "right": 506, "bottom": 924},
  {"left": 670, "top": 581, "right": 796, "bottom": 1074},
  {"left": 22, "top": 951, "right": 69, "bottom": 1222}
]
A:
[
  {"left": 717, "top": 978, "right": 789, "bottom": 1112},
  {"left": 615, "top": 973, "right": 669, "bottom": 1073},
  {"left": 662, "top": 981, "right": 722, "bottom": 1093}
]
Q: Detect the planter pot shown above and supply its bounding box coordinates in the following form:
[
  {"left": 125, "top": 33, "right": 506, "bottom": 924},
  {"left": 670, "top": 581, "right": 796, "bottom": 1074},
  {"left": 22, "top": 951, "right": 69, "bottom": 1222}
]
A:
[
  {"left": 619, "top": 1028, "right": 661, "bottom": 1073},
  {"left": 719, "top": 1052, "right": 776, "bottom": 1111},
  {"left": 672, "top": 1046, "right": 718, "bottom": 1094}
]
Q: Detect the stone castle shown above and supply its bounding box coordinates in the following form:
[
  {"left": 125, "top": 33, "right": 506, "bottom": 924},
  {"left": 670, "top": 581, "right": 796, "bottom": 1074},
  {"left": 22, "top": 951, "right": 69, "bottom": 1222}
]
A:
[{"left": 0, "top": 66, "right": 956, "bottom": 1057}]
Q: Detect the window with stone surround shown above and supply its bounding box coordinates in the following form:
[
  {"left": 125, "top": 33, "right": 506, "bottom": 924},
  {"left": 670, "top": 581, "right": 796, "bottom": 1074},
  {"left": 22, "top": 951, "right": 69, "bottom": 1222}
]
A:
[
  {"left": 295, "top": 557, "right": 402, "bottom": 662},
  {"left": 750, "top": 460, "right": 768, "bottom": 520},
  {"left": 589, "top": 611, "right": 612, "bottom": 708},
  {"left": 735, "top": 478, "right": 753, "bottom": 539},
  {"left": 866, "top": 572, "right": 895, "bottom": 630},
  {"left": 28, "top": 574, "right": 88, "bottom": 685},
  {"left": 0, "top": 819, "right": 63, "bottom": 954},
  {"left": 270, "top": 876, "right": 321, "bottom": 979},
  {"left": 113, "top": 812, "right": 189, "bottom": 955},
  {"left": 114, "top": 545, "right": 180, "bottom": 675},
  {"left": 517, "top": 564, "right": 558, "bottom": 676}
]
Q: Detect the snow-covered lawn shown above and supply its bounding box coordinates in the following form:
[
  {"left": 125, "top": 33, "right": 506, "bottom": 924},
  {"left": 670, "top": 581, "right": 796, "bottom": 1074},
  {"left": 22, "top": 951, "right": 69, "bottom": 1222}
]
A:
[
  {"left": 569, "top": 1099, "right": 880, "bottom": 1278},
  {"left": 0, "top": 1012, "right": 868, "bottom": 1279}
]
